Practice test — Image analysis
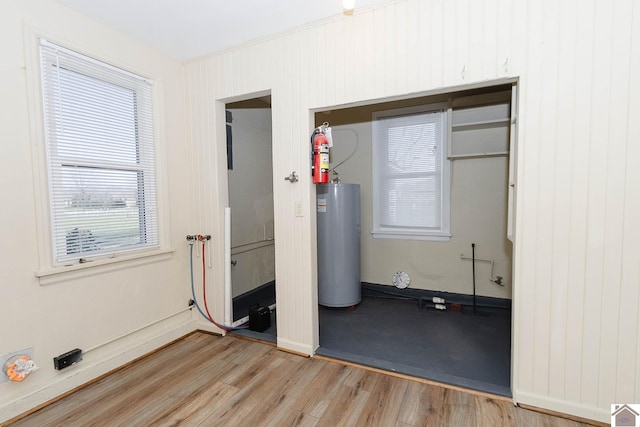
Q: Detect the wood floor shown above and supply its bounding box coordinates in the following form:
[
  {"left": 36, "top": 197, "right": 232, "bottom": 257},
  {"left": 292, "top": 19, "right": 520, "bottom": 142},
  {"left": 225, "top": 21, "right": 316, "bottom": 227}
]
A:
[{"left": 8, "top": 332, "right": 598, "bottom": 427}]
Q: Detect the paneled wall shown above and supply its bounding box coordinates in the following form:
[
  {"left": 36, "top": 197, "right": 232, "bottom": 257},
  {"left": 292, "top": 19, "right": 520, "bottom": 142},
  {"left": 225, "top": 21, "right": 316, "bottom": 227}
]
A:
[{"left": 183, "top": 0, "right": 640, "bottom": 422}]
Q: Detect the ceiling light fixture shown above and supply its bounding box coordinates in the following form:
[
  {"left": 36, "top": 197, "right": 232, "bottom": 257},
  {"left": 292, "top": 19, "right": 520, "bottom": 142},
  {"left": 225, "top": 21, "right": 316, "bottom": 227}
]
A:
[{"left": 343, "top": 0, "right": 355, "bottom": 15}]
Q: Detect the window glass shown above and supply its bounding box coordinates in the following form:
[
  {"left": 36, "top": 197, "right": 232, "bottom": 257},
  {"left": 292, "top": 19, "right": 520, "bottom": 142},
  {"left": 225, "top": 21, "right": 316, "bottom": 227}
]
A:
[
  {"left": 40, "top": 39, "right": 158, "bottom": 264},
  {"left": 372, "top": 106, "right": 450, "bottom": 240}
]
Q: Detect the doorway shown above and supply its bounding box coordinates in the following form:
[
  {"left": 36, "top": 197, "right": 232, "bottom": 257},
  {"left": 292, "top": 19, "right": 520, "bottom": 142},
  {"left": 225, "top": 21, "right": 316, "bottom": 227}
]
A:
[
  {"left": 314, "top": 83, "right": 516, "bottom": 396},
  {"left": 225, "top": 96, "right": 277, "bottom": 335}
]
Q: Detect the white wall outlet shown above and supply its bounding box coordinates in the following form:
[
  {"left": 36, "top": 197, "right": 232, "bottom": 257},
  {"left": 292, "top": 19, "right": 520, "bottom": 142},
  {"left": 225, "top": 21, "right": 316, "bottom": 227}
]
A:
[{"left": 295, "top": 201, "right": 303, "bottom": 217}]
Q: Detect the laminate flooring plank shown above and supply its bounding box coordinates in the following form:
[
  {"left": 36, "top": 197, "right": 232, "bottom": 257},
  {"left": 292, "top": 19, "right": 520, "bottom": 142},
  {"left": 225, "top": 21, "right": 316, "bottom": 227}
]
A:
[
  {"left": 289, "top": 362, "right": 353, "bottom": 417},
  {"left": 157, "top": 341, "right": 270, "bottom": 425},
  {"left": 239, "top": 394, "right": 297, "bottom": 427},
  {"left": 352, "top": 373, "right": 410, "bottom": 427},
  {"left": 234, "top": 356, "right": 306, "bottom": 426},
  {"left": 439, "top": 387, "right": 477, "bottom": 427},
  {"left": 342, "top": 368, "right": 383, "bottom": 393},
  {"left": 514, "top": 408, "right": 595, "bottom": 427},
  {"left": 274, "top": 410, "right": 320, "bottom": 427},
  {"left": 77, "top": 339, "right": 230, "bottom": 426},
  {"left": 198, "top": 351, "right": 298, "bottom": 426},
  {"left": 148, "top": 381, "right": 239, "bottom": 426},
  {"left": 314, "top": 383, "right": 371, "bottom": 427},
  {"left": 396, "top": 380, "right": 446, "bottom": 426},
  {"left": 219, "top": 343, "right": 279, "bottom": 388},
  {"left": 220, "top": 339, "right": 263, "bottom": 365},
  {"left": 279, "top": 357, "right": 328, "bottom": 400},
  {"left": 8, "top": 333, "right": 604, "bottom": 427},
  {"left": 131, "top": 356, "right": 239, "bottom": 425},
  {"left": 474, "top": 396, "right": 517, "bottom": 427}
]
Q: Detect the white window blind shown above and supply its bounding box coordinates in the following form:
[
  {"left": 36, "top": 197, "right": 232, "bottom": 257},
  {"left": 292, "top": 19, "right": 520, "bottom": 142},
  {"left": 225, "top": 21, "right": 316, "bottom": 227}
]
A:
[
  {"left": 372, "top": 106, "right": 451, "bottom": 240},
  {"left": 39, "top": 39, "right": 158, "bottom": 264}
]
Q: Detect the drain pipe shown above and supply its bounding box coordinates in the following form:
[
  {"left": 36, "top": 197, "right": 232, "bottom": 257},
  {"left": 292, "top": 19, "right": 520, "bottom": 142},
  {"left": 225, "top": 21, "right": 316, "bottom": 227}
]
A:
[{"left": 472, "top": 243, "right": 477, "bottom": 315}]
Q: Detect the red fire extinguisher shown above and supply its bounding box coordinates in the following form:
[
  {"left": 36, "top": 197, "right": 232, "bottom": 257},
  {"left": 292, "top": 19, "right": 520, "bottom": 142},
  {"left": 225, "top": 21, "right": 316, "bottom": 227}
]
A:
[{"left": 311, "top": 125, "right": 330, "bottom": 184}]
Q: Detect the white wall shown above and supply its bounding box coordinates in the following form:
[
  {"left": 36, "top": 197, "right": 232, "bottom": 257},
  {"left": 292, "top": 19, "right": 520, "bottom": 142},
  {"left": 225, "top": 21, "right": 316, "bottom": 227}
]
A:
[
  {"left": 183, "top": 0, "right": 640, "bottom": 422},
  {"left": 324, "top": 95, "right": 512, "bottom": 299},
  {"left": 0, "top": 0, "right": 192, "bottom": 422},
  {"left": 227, "top": 108, "right": 275, "bottom": 297}
]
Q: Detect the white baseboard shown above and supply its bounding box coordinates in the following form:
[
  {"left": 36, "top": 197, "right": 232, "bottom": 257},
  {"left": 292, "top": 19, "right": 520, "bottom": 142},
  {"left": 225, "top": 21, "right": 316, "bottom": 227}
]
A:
[
  {"left": 276, "top": 337, "right": 315, "bottom": 356},
  {"left": 193, "top": 318, "right": 228, "bottom": 335},
  {"left": 513, "top": 388, "right": 609, "bottom": 424}
]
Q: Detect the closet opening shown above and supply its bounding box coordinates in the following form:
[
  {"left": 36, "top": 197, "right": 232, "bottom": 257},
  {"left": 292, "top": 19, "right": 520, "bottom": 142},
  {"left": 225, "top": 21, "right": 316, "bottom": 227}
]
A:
[
  {"left": 314, "top": 82, "right": 517, "bottom": 397},
  {"left": 225, "top": 95, "right": 277, "bottom": 341}
]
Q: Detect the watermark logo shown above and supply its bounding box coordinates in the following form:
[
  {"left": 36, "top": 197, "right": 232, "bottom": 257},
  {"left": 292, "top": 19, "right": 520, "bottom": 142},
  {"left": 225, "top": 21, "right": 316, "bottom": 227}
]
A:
[{"left": 612, "top": 404, "right": 640, "bottom": 427}]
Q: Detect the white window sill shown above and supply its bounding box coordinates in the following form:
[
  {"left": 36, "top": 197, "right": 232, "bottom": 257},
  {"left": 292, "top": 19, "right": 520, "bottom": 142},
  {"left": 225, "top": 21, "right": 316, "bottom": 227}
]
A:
[
  {"left": 371, "top": 230, "right": 452, "bottom": 242},
  {"left": 35, "top": 248, "right": 175, "bottom": 286}
]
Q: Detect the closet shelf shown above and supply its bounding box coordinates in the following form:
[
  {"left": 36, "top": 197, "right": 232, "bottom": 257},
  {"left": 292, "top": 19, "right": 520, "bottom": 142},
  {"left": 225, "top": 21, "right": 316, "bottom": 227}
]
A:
[
  {"left": 448, "top": 151, "right": 508, "bottom": 160},
  {"left": 451, "top": 118, "right": 510, "bottom": 131}
]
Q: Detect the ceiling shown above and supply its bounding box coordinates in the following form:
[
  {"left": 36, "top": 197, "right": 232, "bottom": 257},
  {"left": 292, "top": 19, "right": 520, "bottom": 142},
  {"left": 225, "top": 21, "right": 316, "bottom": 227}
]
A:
[{"left": 53, "top": 0, "right": 387, "bottom": 61}]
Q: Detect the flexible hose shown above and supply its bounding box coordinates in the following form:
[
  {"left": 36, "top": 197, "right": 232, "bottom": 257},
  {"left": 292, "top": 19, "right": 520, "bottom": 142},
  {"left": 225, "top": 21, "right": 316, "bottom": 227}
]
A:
[
  {"left": 329, "top": 128, "right": 359, "bottom": 173},
  {"left": 189, "top": 242, "right": 210, "bottom": 321},
  {"left": 189, "top": 241, "right": 247, "bottom": 330}
]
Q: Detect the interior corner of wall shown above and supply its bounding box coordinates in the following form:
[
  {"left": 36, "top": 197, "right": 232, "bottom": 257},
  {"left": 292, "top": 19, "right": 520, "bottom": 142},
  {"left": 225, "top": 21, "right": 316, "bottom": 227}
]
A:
[{"left": 193, "top": 320, "right": 226, "bottom": 336}]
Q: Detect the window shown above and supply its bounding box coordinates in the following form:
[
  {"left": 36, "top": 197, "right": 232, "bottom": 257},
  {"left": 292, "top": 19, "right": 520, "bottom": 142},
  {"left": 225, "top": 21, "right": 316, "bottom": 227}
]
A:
[
  {"left": 372, "top": 104, "right": 451, "bottom": 241},
  {"left": 39, "top": 39, "right": 158, "bottom": 265}
]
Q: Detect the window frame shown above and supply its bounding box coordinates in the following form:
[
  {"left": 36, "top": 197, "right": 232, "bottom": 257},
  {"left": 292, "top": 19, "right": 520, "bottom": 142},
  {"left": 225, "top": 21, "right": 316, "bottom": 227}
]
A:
[
  {"left": 24, "top": 31, "right": 172, "bottom": 284},
  {"left": 372, "top": 103, "right": 452, "bottom": 241},
  {"left": 40, "top": 38, "right": 160, "bottom": 265}
]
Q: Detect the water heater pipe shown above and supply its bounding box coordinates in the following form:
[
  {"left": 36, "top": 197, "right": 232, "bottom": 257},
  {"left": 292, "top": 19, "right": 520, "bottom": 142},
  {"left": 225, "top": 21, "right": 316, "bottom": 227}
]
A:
[
  {"left": 224, "top": 207, "right": 232, "bottom": 326},
  {"left": 460, "top": 253, "right": 505, "bottom": 286}
]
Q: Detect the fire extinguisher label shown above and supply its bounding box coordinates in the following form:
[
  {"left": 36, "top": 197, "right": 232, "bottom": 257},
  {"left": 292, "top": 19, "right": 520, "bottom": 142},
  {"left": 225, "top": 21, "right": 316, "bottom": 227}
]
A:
[{"left": 320, "top": 153, "right": 329, "bottom": 171}]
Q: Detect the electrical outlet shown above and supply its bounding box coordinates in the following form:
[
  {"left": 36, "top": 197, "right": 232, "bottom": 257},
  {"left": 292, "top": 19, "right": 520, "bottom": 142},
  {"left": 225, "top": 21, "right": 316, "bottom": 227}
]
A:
[{"left": 295, "top": 201, "right": 303, "bottom": 217}]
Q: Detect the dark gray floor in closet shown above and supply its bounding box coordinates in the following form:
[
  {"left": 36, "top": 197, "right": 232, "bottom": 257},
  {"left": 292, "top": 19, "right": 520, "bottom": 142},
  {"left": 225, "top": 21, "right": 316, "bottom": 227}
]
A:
[{"left": 233, "top": 295, "right": 511, "bottom": 397}]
